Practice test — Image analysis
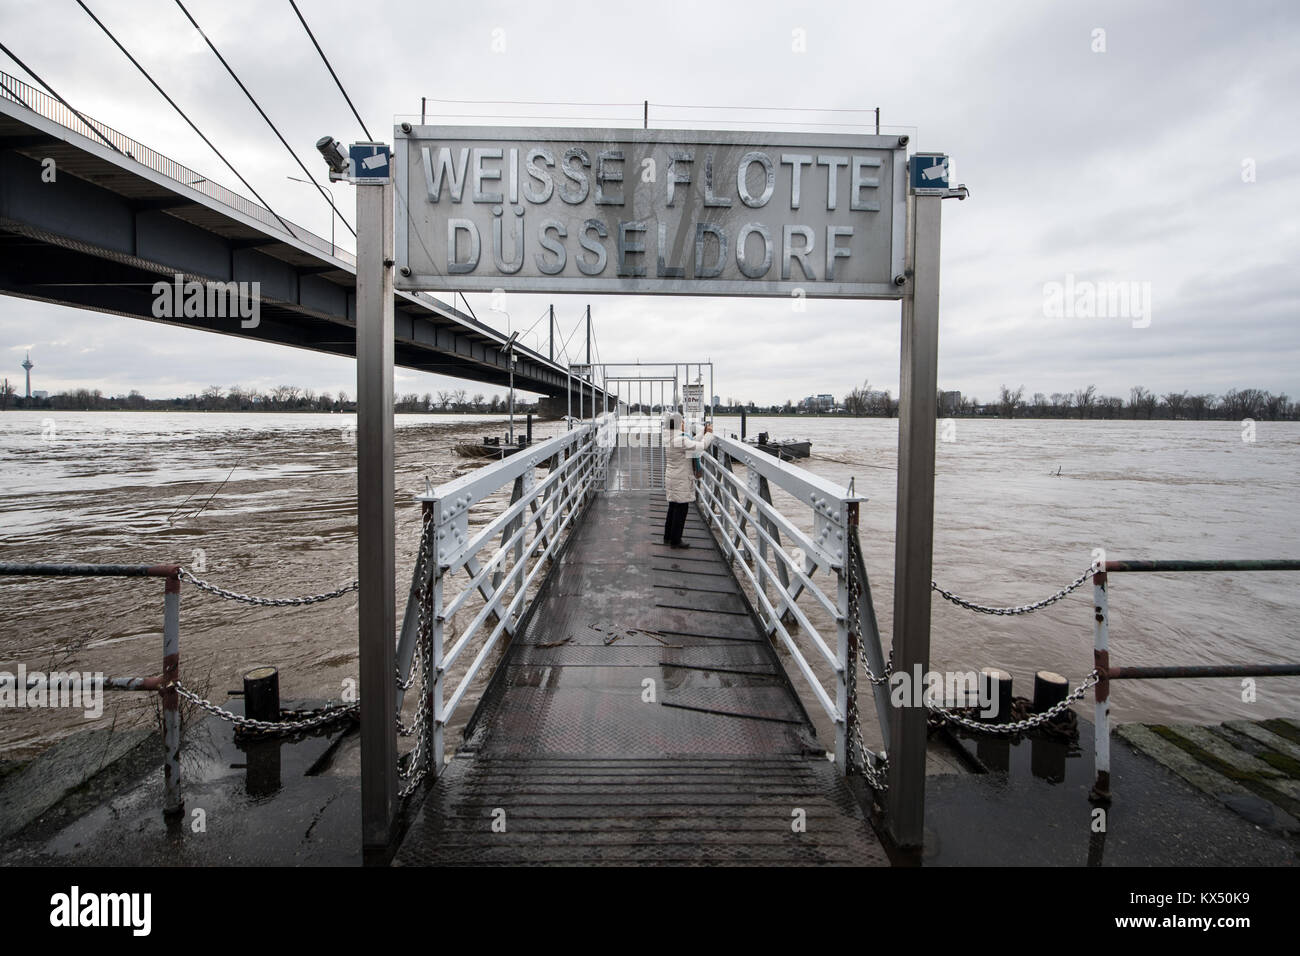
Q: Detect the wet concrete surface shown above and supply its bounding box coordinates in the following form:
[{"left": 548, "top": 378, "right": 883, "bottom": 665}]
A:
[
  {"left": 923, "top": 716, "right": 1298, "bottom": 866},
  {"left": 0, "top": 699, "right": 360, "bottom": 866}
]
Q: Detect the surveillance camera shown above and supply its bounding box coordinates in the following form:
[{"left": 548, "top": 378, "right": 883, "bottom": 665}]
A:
[{"left": 316, "top": 136, "right": 349, "bottom": 176}]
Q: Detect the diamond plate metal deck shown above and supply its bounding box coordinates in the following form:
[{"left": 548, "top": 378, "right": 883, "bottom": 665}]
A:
[{"left": 395, "top": 489, "right": 887, "bottom": 866}]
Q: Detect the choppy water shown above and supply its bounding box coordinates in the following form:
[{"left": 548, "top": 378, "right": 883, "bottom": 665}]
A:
[{"left": 1, "top": 410, "right": 1297, "bottom": 758}]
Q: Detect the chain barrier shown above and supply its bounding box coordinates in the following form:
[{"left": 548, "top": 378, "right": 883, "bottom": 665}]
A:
[
  {"left": 173, "top": 514, "right": 440, "bottom": 788},
  {"left": 926, "top": 670, "right": 1100, "bottom": 735},
  {"left": 398, "top": 510, "right": 435, "bottom": 797},
  {"left": 179, "top": 568, "right": 358, "bottom": 607},
  {"left": 931, "top": 566, "right": 1094, "bottom": 616},
  {"left": 175, "top": 681, "right": 358, "bottom": 734},
  {"left": 845, "top": 534, "right": 890, "bottom": 792}
]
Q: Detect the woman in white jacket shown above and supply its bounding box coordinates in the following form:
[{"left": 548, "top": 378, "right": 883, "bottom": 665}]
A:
[{"left": 661, "top": 411, "right": 714, "bottom": 549}]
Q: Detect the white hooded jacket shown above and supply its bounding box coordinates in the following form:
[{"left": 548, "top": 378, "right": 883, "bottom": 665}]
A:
[{"left": 662, "top": 416, "right": 715, "bottom": 503}]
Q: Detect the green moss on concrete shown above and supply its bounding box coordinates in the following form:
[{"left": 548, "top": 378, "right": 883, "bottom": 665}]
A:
[
  {"left": 1261, "top": 719, "right": 1300, "bottom": 748},
  {"left": 1146, "top": 724, "right": 1300, "bottom": 822}
]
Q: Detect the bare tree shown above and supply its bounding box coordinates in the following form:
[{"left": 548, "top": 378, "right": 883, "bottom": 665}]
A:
[
  {"left": 1264, "top": 392, "right": 1290, "bottom": 420},
  {"left": 1128, "top": 386, "right": 1150, "bottom": 419},
  {"left": 998, "top": 384, "right": 1025, "bottom": 418},
  {"left": 843, "top": 380, "right": 872, "bottom": 416},
  {"left": 1163, "top": 391, "right": 1187, "bottom": 419},
  {"left": 1073, "top": 385, "right": 1097, "bottom": 418},
  {"left": 1187, "top": 393, "right": 1215, "bottom": 419}
]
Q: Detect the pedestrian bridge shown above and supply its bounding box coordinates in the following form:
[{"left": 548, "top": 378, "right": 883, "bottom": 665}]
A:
[{"left": 390, "top": 413, "right": 893, "bottom": 864}]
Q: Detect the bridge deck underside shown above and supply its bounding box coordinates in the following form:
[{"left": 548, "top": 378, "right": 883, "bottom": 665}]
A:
[{"left": 395, "top": 486, "right": 887, "bottom": 865}]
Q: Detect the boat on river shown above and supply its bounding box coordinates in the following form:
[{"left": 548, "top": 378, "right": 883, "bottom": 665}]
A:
[{"left": 744, "top": 432, "right": 812, "bottom": 460}]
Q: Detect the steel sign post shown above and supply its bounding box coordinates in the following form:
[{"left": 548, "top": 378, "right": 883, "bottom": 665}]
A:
[
  {"left": 886, "top": 150, "right": 963, "bottom": 850},
  {"left": 354, "top": 143, "right": 398, "bottom": 858},
  {"left": 887, "top": 188, "right": 942, "bottom": 849}
]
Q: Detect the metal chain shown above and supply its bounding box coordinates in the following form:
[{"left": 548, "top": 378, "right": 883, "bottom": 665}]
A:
[
  {"left": 179, "top": 568, "right": 358, "bottom": 607},
  {"left": 398, "top": 509, "right": 435, "bottom": 796},
  {"left": 175, "top": 681, "right": 357, "bottom": 733},
  {"left": 931, "top": 566, "right": 1094, "bottom": 616},
  {"left": 845, "top": 535, "right": 889, "bottom": 792},
  {"left": 926, "top": 670, "right": 1100, "bottom": 735}
]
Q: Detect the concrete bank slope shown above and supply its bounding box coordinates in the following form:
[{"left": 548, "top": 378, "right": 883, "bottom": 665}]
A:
[
  {"left": 923, "top": 716, "right": 1299, "bottom": 866},
  {"left": 0, "top": 700, "right": 360, "bottom": 866}
]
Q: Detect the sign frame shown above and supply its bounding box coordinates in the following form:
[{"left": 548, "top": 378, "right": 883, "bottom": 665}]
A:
[{"left": 393, "top": 125, "right": 908, "bottom": 300}]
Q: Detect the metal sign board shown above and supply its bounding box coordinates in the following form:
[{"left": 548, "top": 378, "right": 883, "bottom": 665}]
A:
[
  {"left": 910, "top": 153, "right": 949, "bottom": 195},
  {"left": 683, "top": 383, "right": 704, "bottom": 418},
  {"left": 350, "top": 142, "right": 391, "bottom": 184},
  {"left": 394, "top": 126, "right": 907, "bottom": 299}
]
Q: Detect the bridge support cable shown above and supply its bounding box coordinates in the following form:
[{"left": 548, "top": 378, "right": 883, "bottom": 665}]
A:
[
  {"left": 172, "top": 0, "right": 356, "bottom": 238},
  {"left": 73, "top": 0, "right": 295, "bottom": 237},
  {"left": 288, "top": 0, "right": 373, "bottom": 142}
]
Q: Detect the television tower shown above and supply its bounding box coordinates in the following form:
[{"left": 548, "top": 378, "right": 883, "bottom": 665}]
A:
[{"left": 21, "top": 352, "right": 33, "bottom": 398}]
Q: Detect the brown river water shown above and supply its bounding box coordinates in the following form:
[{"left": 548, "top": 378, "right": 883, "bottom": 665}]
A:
[{"left": 1, "top": 410, "right": 1297, "bottom": 760}]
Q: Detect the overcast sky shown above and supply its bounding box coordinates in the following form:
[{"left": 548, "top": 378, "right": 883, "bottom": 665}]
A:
[{"left": 1, "top": 0, "right": 1297, "bottom": 405}]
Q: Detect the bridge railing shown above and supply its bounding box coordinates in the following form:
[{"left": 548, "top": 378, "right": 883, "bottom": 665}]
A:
[
  {"left": 395, "top": 415, "right": 615, "bottom": 790},
  {"left": 0, "top": 68, "right": 351, "bottom": 265},
  {"left": 696, "top": 436, "right": 893, "bottom": 786}
]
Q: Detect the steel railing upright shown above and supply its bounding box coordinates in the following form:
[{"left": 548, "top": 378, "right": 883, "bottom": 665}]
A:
[
  {"left": 1089, "top": 559, "right": 1300, "bottom": 802},
  {"left": 695, "top": 435, "right": 893, "bottom": 789},
  {"left": 0, "top": 562, "right": 184, "bottom": 816},
  {"left": 394, "top": 416, "right": 614, "bottom": 789}
]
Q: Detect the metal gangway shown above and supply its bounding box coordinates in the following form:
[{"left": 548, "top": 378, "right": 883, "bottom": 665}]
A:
[{"left": 389, "top": 395, "right": 894, "bottom": 864}]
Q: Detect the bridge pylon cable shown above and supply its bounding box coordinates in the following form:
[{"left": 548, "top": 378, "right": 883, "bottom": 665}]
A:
[
  {"left": 73, "top": 0, "right": 296, "bottom": 237},
  {"left": 288, "top": 0, "right": 373, "bottom": 142},
  {"left": 172, "top": 0, "right": 356, "bottom": 238}
]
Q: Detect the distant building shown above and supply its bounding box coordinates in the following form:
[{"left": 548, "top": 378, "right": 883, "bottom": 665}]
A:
[
  {"left": 32, "top": 390, "right": 48, "bottom": 399},
  {"left": 940, "top": 390, "right": 962, "bottom": 414}
]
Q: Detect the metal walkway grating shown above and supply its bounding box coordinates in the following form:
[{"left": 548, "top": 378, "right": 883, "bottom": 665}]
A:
[{"left": 395, "top": 489, "right": 887, "bottom": 865}]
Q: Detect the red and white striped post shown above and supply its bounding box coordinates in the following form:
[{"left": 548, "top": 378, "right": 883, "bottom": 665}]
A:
[
  {"left": 1090, "top": 569, "right": 1111, "bottom": 803},
  {"left": 160, "top": 566, "right": 183, "bottom": 817}
]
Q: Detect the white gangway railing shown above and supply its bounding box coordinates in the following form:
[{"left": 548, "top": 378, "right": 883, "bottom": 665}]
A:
[
  {"left": 696, "top": 435, "right": 894, "bottom": 787},
  {"left": 393, "top": 415, "right": 615, "bottom": 789}
]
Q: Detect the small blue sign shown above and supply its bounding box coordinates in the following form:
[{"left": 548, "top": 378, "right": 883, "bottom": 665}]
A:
[
  {"left": 349, "top": 143, "right": 391, "bottom": 183},
  {"left": 910, "top": 153, "right": 949, "bottom": 193}
]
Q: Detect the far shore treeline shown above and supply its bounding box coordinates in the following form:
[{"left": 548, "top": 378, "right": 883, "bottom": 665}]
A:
[
  {"left": 0, "top": 383, "right": 540, "bottom": 416},
  {"left": 0, "top": 380, "right": 1294, "bottom": 421}
]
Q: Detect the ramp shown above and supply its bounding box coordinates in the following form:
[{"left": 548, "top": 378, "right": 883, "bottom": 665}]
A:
[{"left": 395, "top": 491, "right": 888, "bottom": 865}]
